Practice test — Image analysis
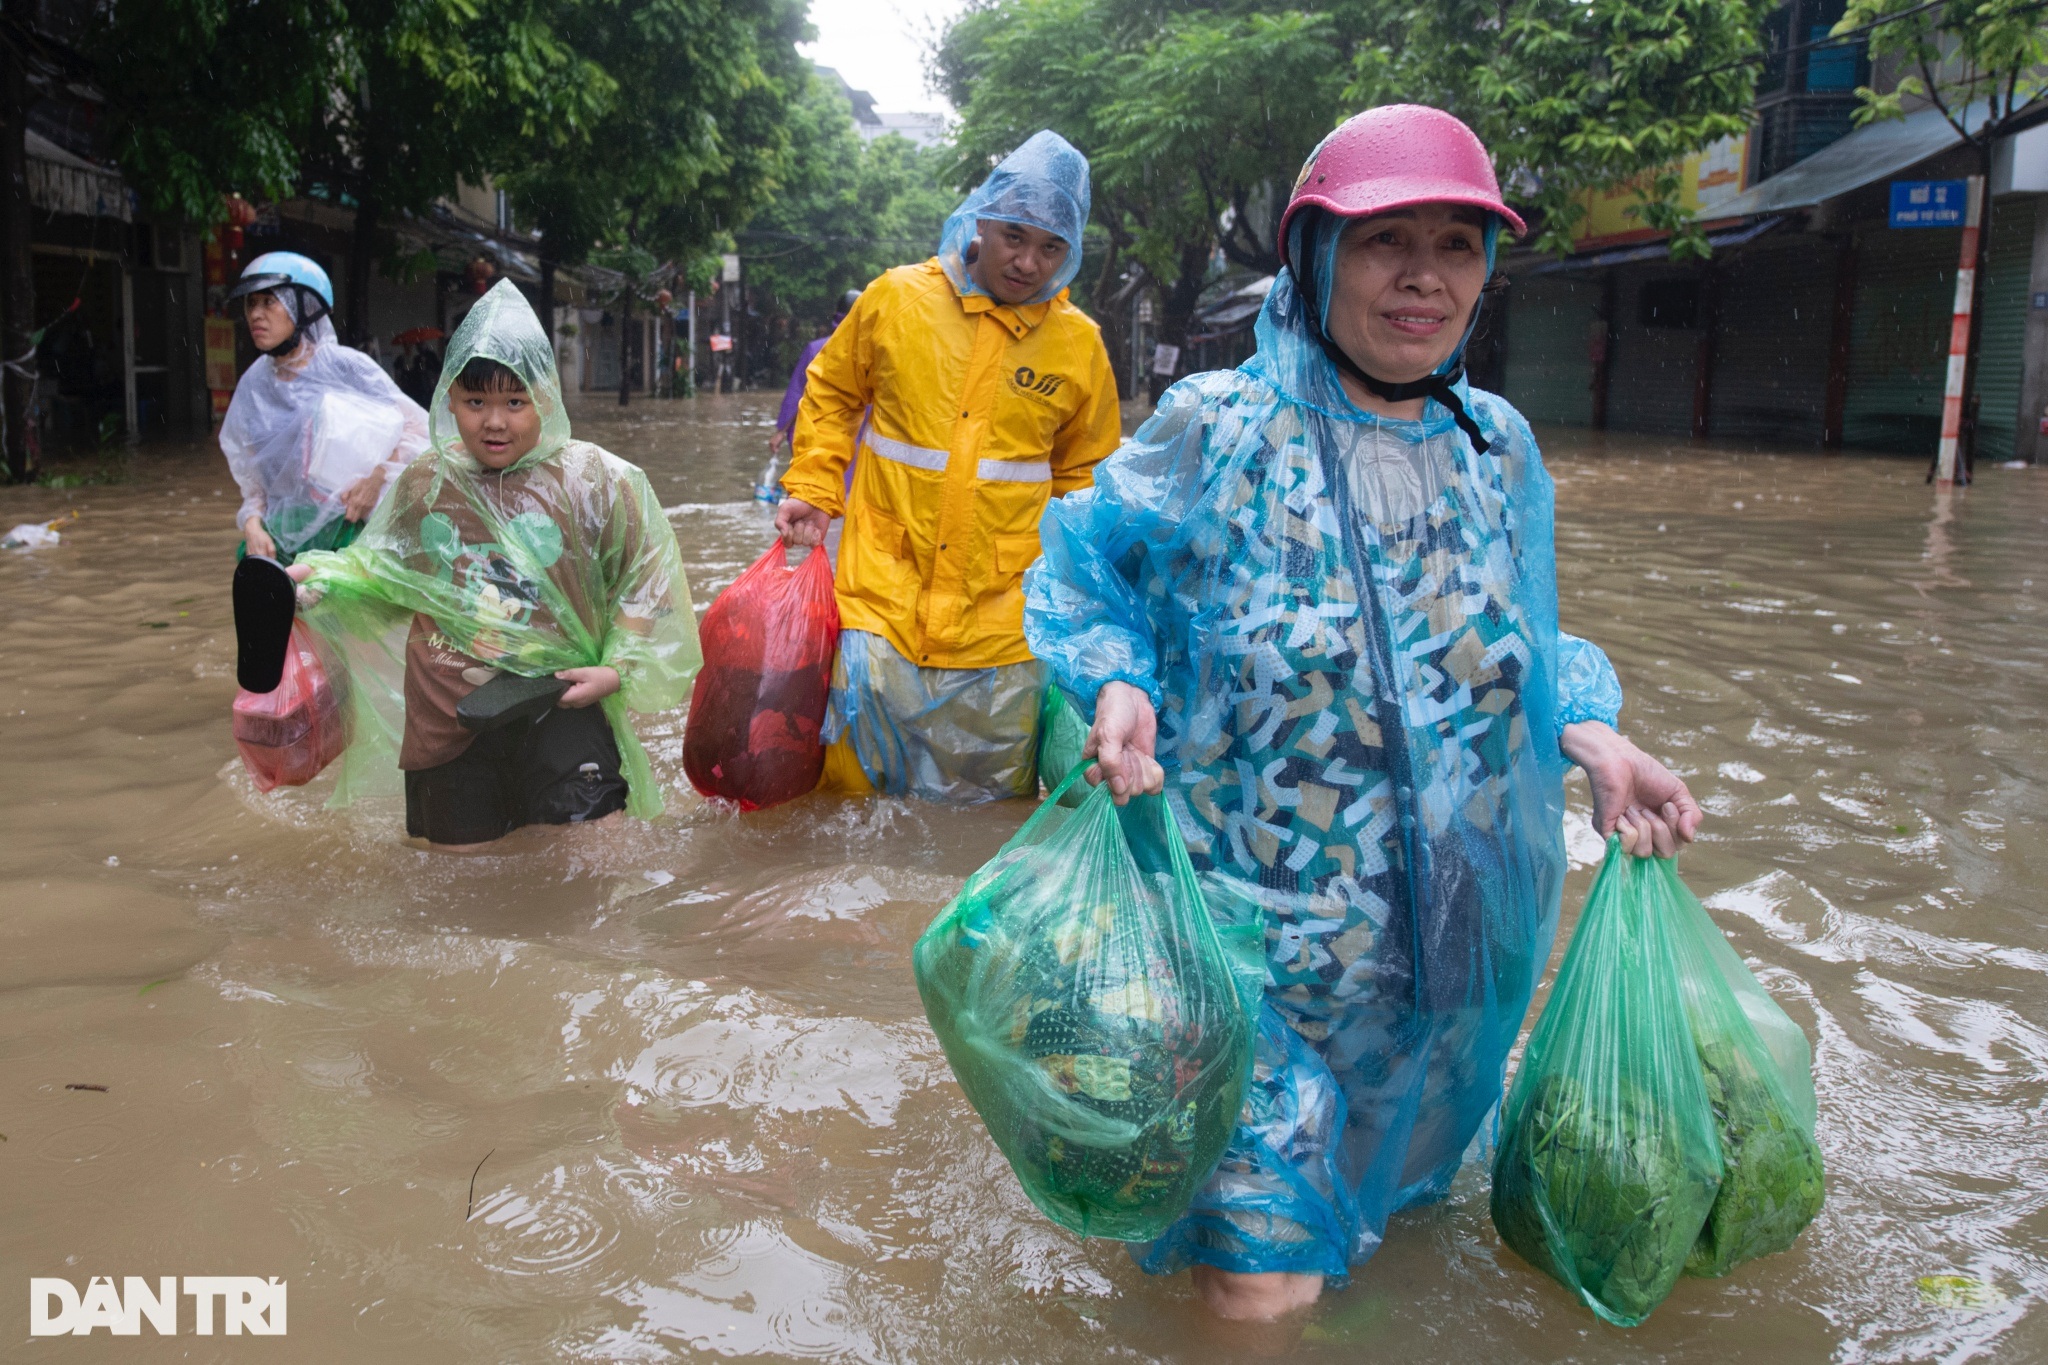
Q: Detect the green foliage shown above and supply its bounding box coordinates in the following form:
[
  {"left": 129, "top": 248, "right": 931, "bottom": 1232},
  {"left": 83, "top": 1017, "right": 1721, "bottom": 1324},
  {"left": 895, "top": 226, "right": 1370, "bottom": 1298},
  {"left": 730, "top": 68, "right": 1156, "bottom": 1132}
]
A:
[
  {"left": 740, "top": 73, "right": 954, "bottom": 336},
  {"left": 500, "top": 0, "right": 812, "bottom": 275},
  {"left": 91, "top": 0, "right": 338, "bottom": 221},
  {"left": 1349, "top": 0, "right": 1774, "bottom": 255},
  {"left": 944, "top": 0, "right": 1361, "bottom": 345},
  {"left": 943, "top": 0, "right": 1772, "bottom": 324},
  {"left": 1836, "top": 0, "right": 2048, "bottom": 139}
]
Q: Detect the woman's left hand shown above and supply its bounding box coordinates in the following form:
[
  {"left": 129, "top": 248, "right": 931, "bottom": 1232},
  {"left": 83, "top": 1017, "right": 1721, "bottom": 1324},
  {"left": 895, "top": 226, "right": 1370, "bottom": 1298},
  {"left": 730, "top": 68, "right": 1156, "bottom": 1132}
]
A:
[
  {"left": 1560, "top": 720, "right": 1702, "bottom": 859},
  {"left": 555, "top": 666, "right": 620, "bottom": 708},
  {"left": 340, "top": 467, "right": 387, "bottom": 521}
]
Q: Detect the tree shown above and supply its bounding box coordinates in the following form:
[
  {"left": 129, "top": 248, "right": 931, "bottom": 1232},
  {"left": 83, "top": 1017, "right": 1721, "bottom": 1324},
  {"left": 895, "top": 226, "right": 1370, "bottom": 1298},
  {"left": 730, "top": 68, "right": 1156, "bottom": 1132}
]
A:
[
  {"left": 1834, "top": 0, "right": 2048, "bottom": 474},
  {"left": 93, "top": 0, "right": 333, "bottom": 223},
  {"left": 941, "top": 0, "right": 1364, "bottom": 397},
  {"left": 304, "top": 0, "right": 610, "bottom": 345},
  {"left": 500, "top": 0, "right": 810, "bottom": 403},
  {"left": 739, "top": 72, "right": 953, "bottom": 379},
  {"left": 1348, "top": 0, "right": 1774, "bottom": 256},
  {"left": 943, "top": 0, "right": 1770, "bottom": 399}
]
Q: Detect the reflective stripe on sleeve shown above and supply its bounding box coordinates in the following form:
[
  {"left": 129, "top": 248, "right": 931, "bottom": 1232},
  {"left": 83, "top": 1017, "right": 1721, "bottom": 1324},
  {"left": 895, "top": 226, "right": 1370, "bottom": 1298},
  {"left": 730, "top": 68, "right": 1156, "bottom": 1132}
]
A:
[
  {"left": 975, "top": 457, "right": 1052, "bottom": 483},
  {"left": 865, "top": 431, "right": 950, "bottom": 472}
]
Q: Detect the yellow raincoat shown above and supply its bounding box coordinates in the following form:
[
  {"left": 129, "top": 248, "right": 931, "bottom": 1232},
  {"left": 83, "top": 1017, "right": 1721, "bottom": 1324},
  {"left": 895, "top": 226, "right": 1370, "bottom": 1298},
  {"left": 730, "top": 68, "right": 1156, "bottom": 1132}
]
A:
[{"left": 783, "top": 258, "right": 1121, "bottom": 670}]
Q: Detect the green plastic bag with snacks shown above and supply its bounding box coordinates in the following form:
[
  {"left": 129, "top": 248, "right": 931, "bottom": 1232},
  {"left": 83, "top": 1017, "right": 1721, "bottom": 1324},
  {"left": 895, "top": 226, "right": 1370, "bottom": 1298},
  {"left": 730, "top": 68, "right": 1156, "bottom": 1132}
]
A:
[
  {"left": 914, "top": 769, "right": 1257, "bottom": 1241},
  {"left": 1492, "top": 840, "right": 1824, "bottom": 1325}
]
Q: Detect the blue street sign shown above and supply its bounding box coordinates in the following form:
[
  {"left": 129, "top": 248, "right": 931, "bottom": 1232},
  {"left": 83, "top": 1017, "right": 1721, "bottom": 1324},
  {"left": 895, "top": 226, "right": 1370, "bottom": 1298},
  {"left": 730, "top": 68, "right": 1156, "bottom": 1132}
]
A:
[{"left": 1890, "top": 180, "right": 1967, "bottom": 228}]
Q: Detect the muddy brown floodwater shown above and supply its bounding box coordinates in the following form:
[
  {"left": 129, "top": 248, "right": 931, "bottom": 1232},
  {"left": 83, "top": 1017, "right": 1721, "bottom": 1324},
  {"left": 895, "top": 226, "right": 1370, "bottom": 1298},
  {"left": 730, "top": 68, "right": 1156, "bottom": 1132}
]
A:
[{"left": 3, "top": 393, "right": 2046, "bottom": 1363}]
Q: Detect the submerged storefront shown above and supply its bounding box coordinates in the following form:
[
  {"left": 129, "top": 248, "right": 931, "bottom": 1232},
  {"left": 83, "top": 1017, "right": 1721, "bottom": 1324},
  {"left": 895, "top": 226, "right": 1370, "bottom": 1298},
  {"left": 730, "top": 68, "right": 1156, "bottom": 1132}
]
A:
[{"left": 1499, "top": 104, "right": 2048, "bottom": 464}]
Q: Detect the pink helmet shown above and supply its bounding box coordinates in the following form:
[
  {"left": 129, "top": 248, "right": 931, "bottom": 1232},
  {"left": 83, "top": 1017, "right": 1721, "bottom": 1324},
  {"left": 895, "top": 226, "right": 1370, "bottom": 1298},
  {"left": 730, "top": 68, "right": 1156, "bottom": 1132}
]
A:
[{"left": 1278, "top": 105, "right": 1526, "bottom": 268}]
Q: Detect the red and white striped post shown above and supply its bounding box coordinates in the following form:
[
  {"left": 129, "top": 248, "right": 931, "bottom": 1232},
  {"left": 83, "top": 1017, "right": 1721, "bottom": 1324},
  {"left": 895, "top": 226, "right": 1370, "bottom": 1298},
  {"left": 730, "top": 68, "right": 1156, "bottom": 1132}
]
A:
[{"left": 1935, "top": 175, "right": 1986, "bottom": 486}]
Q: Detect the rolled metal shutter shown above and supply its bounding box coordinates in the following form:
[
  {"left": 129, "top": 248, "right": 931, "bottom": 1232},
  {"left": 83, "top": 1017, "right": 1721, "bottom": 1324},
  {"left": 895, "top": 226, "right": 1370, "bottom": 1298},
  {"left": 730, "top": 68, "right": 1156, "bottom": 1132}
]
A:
[
  {"left": 1708, "top": 237, "right": 1838, "bottom": 445},
  {"left": 1503, "top": 275, "right": 1597, "bottom": 426},
  {"left": 1971, "top": 198, "right": 2036, "bottom": 461},
  {"left": 1607, "top": 263, "right": 1706, "bottom": 438},
  {"left": 1843, "top": 226, "right": 1954, "bottom": 453}
]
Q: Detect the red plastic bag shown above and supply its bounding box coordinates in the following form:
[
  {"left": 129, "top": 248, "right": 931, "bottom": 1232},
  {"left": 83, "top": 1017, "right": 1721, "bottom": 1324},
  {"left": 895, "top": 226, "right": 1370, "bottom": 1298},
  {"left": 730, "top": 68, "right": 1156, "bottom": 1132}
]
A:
[
  {"left": 684, "top": 542, "right": 840, "bottom": 810},
  {"left": 232, "top": 621, "right": 351, "bottom": 791}
]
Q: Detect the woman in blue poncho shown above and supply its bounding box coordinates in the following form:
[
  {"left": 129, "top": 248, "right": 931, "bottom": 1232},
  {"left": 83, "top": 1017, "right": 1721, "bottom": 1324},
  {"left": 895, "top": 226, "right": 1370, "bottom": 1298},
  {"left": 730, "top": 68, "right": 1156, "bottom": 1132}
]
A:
[{"left": 1022, "top": 106, "right": 1704, "bottom": 1321}]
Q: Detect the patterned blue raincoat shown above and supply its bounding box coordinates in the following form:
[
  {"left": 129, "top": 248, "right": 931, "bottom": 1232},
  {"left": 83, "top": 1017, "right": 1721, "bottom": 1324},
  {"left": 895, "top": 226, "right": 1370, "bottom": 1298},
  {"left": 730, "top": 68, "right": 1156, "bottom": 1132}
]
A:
[{"left": 1022, "top": 254, "right": 1623, "bottom": 1280}]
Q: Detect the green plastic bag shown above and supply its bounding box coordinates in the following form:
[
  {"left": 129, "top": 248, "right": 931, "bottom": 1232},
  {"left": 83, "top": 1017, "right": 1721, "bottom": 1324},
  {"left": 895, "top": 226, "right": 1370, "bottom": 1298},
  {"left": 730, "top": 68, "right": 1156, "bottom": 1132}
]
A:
[
  {"left": 1491, "top": 839, "right": 1726, "bottom": 1325},
  {"left": 1494, "top": 841, "right": 1826, "bottom": 1324},
  {"left": 1666, "top": 865, "right": 1825, "bottom": 1277},
  {"left": 914, "top": 769, "right": 1256, "bottom": 1241},
  {"left": 1037, "top": 682, "right": 1089, "bottom": 798}
]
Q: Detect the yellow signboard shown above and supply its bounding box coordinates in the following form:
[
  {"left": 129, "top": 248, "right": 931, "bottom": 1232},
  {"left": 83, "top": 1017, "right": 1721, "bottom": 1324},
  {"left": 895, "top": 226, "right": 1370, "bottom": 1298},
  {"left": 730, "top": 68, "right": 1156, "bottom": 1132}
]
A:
[{"left": 1574, "top": 132, "right": 1751, "bottom": 245}]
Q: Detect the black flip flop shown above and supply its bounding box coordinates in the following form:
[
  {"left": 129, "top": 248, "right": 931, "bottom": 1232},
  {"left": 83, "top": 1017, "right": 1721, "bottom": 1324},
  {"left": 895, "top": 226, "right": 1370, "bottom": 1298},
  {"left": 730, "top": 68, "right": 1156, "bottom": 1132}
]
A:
[
  {"left": 457, "top": 672, "right": 570, "bottom": 732},
  {"left": 233, "top": 555, "right": 297, "bottom": 693}
]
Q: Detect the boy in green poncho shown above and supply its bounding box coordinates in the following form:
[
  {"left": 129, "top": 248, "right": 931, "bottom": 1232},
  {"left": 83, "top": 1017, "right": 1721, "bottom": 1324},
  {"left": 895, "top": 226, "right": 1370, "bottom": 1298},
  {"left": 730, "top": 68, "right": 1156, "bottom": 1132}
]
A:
[{"left": 288, "top": 280, "right": 701, "bottom": 848}]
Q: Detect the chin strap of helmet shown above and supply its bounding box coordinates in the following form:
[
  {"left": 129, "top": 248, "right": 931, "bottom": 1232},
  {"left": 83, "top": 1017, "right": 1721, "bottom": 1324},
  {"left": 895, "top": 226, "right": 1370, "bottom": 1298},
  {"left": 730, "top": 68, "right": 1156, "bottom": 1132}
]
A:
[
  {"left": 1296, "top": 226, "right": 1492, "bottom": 456},
  {"left": 259, "top": 329, "right": 304, "bottom": 359},
  {"left": 254, "top": 284, "right": 327, "bottom": 359}
]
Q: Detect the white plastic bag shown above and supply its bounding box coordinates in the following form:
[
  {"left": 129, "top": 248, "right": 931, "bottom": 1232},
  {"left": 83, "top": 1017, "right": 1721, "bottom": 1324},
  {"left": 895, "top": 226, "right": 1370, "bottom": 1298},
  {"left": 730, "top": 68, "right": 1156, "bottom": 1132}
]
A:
[{"left": 306, "top": 389, "right": 407, "bottom": 495}]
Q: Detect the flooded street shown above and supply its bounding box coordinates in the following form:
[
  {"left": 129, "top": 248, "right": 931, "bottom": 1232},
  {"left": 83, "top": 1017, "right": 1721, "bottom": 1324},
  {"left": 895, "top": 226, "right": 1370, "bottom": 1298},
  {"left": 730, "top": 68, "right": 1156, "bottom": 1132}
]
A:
[{"left": 3, "top": 393, "right": 2045, "bottom": 1363}]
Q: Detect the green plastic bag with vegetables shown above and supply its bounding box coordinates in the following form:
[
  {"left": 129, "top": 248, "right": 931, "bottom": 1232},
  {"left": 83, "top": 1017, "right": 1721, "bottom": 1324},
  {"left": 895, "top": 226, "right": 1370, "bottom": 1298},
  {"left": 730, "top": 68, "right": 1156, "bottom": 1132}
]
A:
[
  {"left": 1665, "top": 861, "right": 1825, "bottom": 1278},
  {"left": 1492, "top": 840, "right": 1824, "bottom": 1325},
  {"left": 914, "top": 770, "right": 1258, "bottom": 1241}
]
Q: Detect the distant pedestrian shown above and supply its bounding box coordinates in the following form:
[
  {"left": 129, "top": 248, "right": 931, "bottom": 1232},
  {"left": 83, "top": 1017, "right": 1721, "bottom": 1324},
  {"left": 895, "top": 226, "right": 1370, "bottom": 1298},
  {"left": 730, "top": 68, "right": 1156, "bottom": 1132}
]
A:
[{"left": 770, "top": 289, "right": 863, "bottom": 457}]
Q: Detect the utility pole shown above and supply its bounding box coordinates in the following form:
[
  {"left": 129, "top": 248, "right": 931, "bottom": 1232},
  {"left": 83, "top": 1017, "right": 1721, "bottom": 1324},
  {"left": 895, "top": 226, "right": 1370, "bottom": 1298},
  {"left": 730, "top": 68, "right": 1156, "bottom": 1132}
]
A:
[{"left": 1934, "top": 175, "right": 1985, "bottom": 486}]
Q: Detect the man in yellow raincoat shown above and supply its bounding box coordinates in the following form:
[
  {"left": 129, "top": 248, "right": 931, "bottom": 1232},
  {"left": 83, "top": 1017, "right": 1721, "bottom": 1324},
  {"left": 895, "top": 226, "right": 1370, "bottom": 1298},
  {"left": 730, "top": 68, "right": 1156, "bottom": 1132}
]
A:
[{"left": 775, "top": 130, "right": 1121, "bottom": 802}]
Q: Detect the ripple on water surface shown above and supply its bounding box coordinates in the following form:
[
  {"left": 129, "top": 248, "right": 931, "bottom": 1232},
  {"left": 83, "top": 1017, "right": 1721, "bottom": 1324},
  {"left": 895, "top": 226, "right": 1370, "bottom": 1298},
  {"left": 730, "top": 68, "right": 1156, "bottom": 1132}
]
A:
[{"left": 2, "top": 411, "right": 2046, "bottom": 1361}]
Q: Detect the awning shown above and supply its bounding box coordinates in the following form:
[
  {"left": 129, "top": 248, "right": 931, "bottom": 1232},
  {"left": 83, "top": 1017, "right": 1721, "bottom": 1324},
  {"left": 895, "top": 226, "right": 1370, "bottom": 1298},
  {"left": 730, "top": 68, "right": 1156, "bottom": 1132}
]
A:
[
  {"left": 26, "top": 130, "right": 130, "bottom": 222},
  {"left": 1706, "top": 100, "right": 1987, "bottom": 219},
  {"left": 1189, "top": 274, "right": 1274, "bottom": 336},
  {"left": 1522, "top": 217, "right": 1781, "bottom": 275}
]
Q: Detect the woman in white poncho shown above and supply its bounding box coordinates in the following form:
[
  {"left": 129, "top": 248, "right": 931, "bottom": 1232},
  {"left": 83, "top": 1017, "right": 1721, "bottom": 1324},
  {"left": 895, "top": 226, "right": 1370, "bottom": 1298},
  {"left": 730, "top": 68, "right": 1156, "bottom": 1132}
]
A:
[{"left": 219, "top": 252, "right": 428, "bottom": 563}]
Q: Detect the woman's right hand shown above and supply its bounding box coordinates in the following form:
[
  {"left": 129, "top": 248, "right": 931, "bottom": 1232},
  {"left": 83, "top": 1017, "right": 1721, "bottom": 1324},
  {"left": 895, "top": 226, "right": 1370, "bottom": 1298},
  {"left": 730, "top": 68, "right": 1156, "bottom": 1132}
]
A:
[
  {"left": 1086, "top": 680, "right": 1164, "bottom": 804},
  {"left": 243, "top": 516, "right": 276, "bottom": 560}
]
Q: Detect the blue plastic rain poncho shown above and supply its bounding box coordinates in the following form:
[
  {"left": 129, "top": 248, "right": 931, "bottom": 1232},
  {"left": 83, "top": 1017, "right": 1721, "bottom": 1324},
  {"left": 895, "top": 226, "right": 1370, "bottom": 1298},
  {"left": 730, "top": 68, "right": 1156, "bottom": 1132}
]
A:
[
  {"left": 937, "top": 129, "right": 1092, "bottom": 305},
  {"left": 1023, "top": 214, "right": 1623, "bottom": 1280}
]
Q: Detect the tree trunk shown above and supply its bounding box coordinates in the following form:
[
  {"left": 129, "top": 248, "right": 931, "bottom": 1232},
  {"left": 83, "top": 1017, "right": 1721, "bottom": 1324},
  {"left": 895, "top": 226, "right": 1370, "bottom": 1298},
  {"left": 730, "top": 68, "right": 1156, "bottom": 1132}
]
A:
[
  {"left": 0, "top": 27, "right": 35, "bottom": 482},
  {"left": 347, "top": 191, "right": 381, "bottom": 350},
  {"left": 617, "top": 288, "right": 632, "bottom": 407},
  {"left": 1148, "top": 241, "right": 1209, "bottom": 404}
]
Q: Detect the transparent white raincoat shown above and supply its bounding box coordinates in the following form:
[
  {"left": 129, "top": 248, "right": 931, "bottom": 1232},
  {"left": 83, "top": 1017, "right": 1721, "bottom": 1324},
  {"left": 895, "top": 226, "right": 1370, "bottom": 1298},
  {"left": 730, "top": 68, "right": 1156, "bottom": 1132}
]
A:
[
  {"left": 1023, "top": 228, "right": 1624, "bottom": 1280},
  {"left": 297, "top": 280, "right": 701, "bottom": 817},
  {"left": 219, "top": 311, "right": 428, "bottom": 556}
]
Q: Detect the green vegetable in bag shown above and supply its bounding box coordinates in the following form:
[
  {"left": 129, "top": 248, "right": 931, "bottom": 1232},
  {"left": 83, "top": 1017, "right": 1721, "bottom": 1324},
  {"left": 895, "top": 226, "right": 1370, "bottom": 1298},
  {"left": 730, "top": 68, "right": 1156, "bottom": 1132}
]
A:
[
  {"left": 1037, "top": 682, "right": 1089, "bottom": 800},
  {"left": 1662, "top": 859, "right": 1825, "bottom": 1277},
  {"left": 1491, "top": 839, "right": 1725, "bottom": 1326},
  {"left": 913, "top": 770, "right": 1257, "bottom": 1241}
]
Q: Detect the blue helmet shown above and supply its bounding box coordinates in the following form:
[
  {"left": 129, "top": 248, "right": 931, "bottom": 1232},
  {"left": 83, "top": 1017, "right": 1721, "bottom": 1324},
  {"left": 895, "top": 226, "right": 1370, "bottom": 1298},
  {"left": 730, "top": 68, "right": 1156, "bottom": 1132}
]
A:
[{"left": 227, "top": 251, "right": 334, "bottom": 339}]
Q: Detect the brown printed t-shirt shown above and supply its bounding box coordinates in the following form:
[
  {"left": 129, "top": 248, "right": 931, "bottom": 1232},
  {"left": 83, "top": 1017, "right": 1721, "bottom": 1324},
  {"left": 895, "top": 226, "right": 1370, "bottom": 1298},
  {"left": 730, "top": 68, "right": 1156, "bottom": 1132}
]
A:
[
  {"left": 400, "top": 617, "right": 498, "bottom": 770},
  {"left": 382, "top": 441, "right": 662, "bottom": 771}
]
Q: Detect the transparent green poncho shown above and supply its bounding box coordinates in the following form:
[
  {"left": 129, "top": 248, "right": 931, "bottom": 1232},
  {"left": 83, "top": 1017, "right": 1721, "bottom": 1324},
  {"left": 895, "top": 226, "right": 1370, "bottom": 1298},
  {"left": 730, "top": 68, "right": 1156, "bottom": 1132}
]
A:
[{"left": 297, "top": 279, "right": 701, "bottom": 817}]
